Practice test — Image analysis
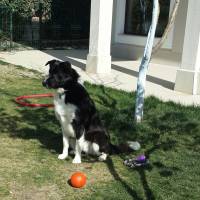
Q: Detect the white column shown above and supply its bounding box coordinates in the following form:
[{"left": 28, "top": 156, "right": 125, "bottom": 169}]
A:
[
  {"left": 175, "top": 0, "right": 200, "bottom": 94},
  {"left": 86, "top": 0, "right": 113, "bottom": 74}
]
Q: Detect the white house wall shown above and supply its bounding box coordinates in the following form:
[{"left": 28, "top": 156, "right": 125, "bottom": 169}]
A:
[
  {"left": 111, "top": 0, "right": 187, "bottom": 63},
  {"left": 175, "top": 0, "right": 200, "bottom": 95}
]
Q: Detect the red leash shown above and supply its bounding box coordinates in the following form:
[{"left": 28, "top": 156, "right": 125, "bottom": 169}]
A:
[{"left": 15, "top": 93, "right": 54, "bottom": 108}]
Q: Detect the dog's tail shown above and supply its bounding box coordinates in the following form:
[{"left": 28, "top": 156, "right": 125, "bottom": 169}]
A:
[{"left": 110, "top": 141, "right": 141, "bottom": 154}]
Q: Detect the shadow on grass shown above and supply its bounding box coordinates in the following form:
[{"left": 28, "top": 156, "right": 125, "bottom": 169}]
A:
[
  {"left": 88, "top": 85, "right": 138, "bottom": 144},
  {"left": 137, "top": 169, "right": 155, "bottom": 200},
  {"left": 106, "top": 157, "right": 143, "bottom": 200},
  {"left": 86, "top": 86, "right": 200, "bottom": 199},
  {"left": 0, "top": 107, "right": 62, "bottom": 154},
  {"left": 1, "top": 83, "right": 200, "bottom": 199}
]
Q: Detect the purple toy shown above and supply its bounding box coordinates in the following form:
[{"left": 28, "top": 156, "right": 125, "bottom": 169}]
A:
[
  {"left": 136, "top": 155, "right": 146, "bottom": 162},
  {"left": 124, "top": 154, "right": 149, "bottom": 168}
]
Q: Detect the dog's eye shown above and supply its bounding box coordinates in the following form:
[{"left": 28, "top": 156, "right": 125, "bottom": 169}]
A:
[
  {"left": 56, "top": 74, "right": 62, "bottom": 79},
  {"left": 49, "top": 66, "right": 57, "bottom": 74},
  {"left": 52, "top": 74, "right": 58, "bottom": 80},
  {"left": 53, "top": 74, "right": 64, "bottom": 82},
  {"left": 49, "top": 69, "right": 54, "bottom": 74}
]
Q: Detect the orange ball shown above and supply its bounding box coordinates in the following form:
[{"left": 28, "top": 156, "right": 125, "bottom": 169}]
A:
[{"left": 70, "top": 172, "right": 86, "bottom": 188}]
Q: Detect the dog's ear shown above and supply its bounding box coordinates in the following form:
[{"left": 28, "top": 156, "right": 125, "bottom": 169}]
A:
[
  {"left": 45, "top": 59, "right": 57, "bottom": 66},
  {"left": 60, "top": 61, "right": 72, "bottom": 69}
]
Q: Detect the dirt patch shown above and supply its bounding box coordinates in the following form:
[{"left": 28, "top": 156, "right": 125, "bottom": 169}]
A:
[
  {"left": 0, "top": 63, "right": 42, "bottom": 80},
  {"left": 10, "top": 183, "right": 64, "bottom": 200}
]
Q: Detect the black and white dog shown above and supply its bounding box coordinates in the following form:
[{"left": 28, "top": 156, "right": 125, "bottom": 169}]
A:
[{"left": 43, "top": 60, "right": 139, "bottom": 164}]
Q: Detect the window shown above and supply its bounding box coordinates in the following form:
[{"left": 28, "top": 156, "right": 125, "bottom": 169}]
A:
[{"left": 124, "top": 0, "right": 170, "bottom": 37}]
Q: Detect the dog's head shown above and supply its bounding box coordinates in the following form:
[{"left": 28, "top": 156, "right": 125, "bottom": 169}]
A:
[{"left": 42, "top": 59, "right": 79, "bottom": 89}]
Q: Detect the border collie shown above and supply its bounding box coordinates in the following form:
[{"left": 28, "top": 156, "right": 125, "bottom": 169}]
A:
[{"left": 42, "top": 60, "right": 140, "bottom": 164}]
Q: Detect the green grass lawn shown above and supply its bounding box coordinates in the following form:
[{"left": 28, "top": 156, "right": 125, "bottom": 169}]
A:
[{"left": 0, "top": 62, "right": 200, "bottom": 200}]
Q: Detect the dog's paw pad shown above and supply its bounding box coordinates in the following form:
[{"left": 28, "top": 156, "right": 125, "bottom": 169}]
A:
[
  {"left": 98, "top": 153, "right": 107, "bottom": 161},
  {"left": 72, "top": 157, "right": 81, "bottom": 164},
  {"left": 58, "top": 154, "right": 68, "bottom": 160}
]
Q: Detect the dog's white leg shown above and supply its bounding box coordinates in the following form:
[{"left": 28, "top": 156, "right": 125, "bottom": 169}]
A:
[
  {"left": 72, "top": 141, "right": 82, "bottom": 164},
  {"left": 98, "top": 153, "right": 108, "bottom": 161},
  {"left": 58, "top": 132, "right": 69, "bottom": 160}
]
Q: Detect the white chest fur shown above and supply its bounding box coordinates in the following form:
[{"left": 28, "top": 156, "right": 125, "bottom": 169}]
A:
[{"left": 54, "top": 91, "right": 77, "bottom": 138}]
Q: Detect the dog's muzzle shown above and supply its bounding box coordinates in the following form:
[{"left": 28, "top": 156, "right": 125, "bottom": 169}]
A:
[{"left": 42, "top": 77, "right": 49, "bottom": 88}]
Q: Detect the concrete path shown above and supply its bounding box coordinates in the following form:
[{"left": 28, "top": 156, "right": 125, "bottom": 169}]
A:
[{"left": 1, "top": 49, "right": 200, "bottom": 106}]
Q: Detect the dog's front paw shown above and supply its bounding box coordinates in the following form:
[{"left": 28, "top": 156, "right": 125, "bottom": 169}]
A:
[
  {"left": 58, "top": 153, "right": 68, "bottom": 160},
  {"left": 72, "top": 157, "right": 81, "bottom": 164},
  {"left": 98, "top": 153, "right": 107, "bottom": 162}
]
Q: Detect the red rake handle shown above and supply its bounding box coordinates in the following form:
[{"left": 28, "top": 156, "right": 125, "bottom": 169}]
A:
[{"left": 15, "top": 93, "right": 54, "bottom": 108}]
